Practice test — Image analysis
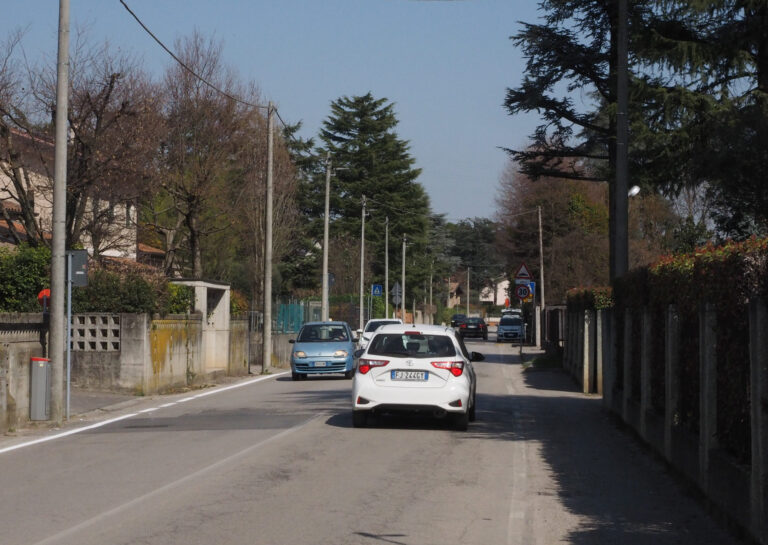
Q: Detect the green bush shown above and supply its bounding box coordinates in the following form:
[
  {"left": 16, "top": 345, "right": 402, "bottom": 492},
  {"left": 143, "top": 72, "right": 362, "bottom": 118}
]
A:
[
  {"left": 167, "top": 283, "right": 195, "bottom": 314},
  {"left": 0, "top": 245, "right": 51, "bottom": 312}
]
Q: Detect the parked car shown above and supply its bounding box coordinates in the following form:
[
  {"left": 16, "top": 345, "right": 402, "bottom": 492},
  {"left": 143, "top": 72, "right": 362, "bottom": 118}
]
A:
[
  {"left": 351, "top": 323, "right": 483, "bottom": 430},
  {"left": 289, "top": 321, "right": 357, "bottom": 380},
  {"left": 450, "top": 313, "right": 467, "bottom": 328},
  {"left": 458, "top": 317, "right": 488, "bottom": 340},
  {"left": 496, "top": 315, "right": 524, "bottom": 342},
  {"left": 358, "top": 318, "right": 403, "bottom": 350}
]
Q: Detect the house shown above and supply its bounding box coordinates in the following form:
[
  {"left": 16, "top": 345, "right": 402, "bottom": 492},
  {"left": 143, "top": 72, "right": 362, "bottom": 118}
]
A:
[
  {"left": 0, "top": 127, "right": 162, "bottom": 262},
  {"left": 480, "top": 277, "right": 510, "bottom": 306}
]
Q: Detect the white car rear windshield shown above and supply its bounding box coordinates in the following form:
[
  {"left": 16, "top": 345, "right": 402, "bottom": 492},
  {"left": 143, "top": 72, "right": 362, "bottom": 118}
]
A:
[
  {"left": 364, "top": 320, "right": 401, "bottom": 333},
  {"left": 367, "top": 333, "right": 456, "bottom": 358}
]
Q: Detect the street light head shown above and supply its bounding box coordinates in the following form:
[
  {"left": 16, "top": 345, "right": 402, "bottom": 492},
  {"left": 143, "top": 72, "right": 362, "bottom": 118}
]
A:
[{"left": 628, "top": 185, "right": 641, "bottom": 198}]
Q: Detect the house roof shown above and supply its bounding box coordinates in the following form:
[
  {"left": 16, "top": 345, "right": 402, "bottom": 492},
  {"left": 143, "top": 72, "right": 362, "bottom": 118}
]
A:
[{"left": 137, "top": 243, "right": 165, "bottom": 256}]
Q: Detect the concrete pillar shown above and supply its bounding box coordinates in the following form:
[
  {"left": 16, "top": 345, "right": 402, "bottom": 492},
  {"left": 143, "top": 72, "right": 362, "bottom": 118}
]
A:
[
  {"left": 582, "top": 309, "right": 593, "bottom": 394},
  {"left": 0, "top": 365, "right": 6, "bottom": 433},
  {"left": 640, "top": 307, "right": 652, "bottom": 440},
  {"left": 699, "top": 303, "right": 717, "bottom": 494},
  {"left": 577, "top": 309, "right": 586, "bottom": 387},
  {"left": 535, "top": 305, "right": 541, "bottom": 349},
  {"left": 603, "top": 308, "right": 615, "bottom": 409},
  {"left": 622, "top": 308, "right": 633, "bottom": 423},
  {"left": 596, "top": 309, "right": 604, "bottom": 396},
  {"left": 664, "top": 305, "right": 680, "bottom": 463},
  {"left": 749, "top": 299, "right": 768, "bottom": 544}
]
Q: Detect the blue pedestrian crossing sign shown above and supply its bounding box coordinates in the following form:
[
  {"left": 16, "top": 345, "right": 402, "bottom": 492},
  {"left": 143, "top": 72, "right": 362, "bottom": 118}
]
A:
[{"left": 371, "top": 284, "right": 383, "bottom": 296}]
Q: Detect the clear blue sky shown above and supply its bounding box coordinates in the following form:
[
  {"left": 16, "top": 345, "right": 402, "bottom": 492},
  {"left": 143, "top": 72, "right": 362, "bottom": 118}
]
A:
[{"left": 2, "top": 0, "right": 541, "bottom": 221}]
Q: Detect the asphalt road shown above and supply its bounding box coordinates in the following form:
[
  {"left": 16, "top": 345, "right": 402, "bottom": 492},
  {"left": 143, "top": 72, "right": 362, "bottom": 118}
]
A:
[{"left": 0, "top": 340, "right": 747, "bottom": 545}]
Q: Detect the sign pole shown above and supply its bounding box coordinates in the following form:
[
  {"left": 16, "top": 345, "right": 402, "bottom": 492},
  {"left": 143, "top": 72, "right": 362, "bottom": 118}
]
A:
[{"left": 66, "top": 252, "right": 72, "bottom": 421}]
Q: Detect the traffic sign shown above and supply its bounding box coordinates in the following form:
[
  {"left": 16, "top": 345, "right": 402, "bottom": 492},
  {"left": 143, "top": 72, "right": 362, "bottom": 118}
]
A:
[
  {"left": 371, "top": 284, "right": 383, "bottom": 296},
  {"left": 515, "top": 262, "right": 532, "bottom": 281},
  {"left": 515, "top": 284, "right": 530, "bottom": 301},
  {"left": 392, "top": 294, "right": 402, "bottom": 305},
  {"left": 391, "top": 282, "right": 402, "bottom": 297}
]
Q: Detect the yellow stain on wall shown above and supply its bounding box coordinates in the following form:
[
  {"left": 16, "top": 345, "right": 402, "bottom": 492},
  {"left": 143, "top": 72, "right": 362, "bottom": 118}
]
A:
[{"left": 149, "top": 322, "right": 189, "bottom": 376}]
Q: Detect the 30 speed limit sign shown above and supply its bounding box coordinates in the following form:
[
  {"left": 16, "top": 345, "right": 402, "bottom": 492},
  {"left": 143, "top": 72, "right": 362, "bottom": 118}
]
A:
[{"left": 515, "top": 284, "right": 530, "bottom": 301}]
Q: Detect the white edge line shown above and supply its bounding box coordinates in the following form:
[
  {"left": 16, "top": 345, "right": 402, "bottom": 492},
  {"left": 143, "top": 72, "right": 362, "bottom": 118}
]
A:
[
  {"left": 0, "top": 413, "right": 139, "bottom": 455},
  {"left": 0, "top": 371, "right": 290, "bottom": 456}
]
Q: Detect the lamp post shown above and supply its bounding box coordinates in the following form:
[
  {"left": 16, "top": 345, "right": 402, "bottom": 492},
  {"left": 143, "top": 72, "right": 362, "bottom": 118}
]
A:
[{"left": 612, "top": 0, "right": 629, "bottom": 282}]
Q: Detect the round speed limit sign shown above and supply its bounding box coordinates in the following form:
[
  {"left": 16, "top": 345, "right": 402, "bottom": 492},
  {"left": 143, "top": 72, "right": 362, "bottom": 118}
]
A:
[{"left": 515, "top": 284, "right": 530, "bottom": 301}]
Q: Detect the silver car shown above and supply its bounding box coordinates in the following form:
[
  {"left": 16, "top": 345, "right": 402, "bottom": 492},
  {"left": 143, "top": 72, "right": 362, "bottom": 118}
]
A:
[{"left": 496, "top": 315, "right": 524, "bottom": 342}]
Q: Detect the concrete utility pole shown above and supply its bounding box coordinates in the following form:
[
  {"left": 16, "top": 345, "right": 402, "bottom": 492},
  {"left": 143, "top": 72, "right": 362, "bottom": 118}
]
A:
[
  {"left": 359, "top": 195, "right": 366, "bottom": 330},
  {"left": 50, "top": 0, "right": 70, "bottom": 423},
  {"left": 401, "top": 236, "right": 406, "bottom": 322},
  {"left": 612, "top": 0, "right": 630, "bottom": 281},
  {"left": 466, "top": 267, "right": 470, "bottom": 316},
  {"left": 538, "top": 205, "right": 546, "bottom": 309},
  {"left": 385, "top": 216, "right": 389, "bottom": 319},
  {"left": 262, "top": 102, "right": 274, "bottom": 371},
  {"left": 321, "top": 153, "right": 331, "bottom": 321}
]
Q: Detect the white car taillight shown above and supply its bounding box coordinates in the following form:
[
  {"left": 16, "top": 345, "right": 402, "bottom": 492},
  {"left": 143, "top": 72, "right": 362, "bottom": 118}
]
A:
[
  {"left": 431, "top": 360, "right": 465, "bottom": 377},
  {"left": 358, "top": 358, "right": 389, "bottom": 374}
]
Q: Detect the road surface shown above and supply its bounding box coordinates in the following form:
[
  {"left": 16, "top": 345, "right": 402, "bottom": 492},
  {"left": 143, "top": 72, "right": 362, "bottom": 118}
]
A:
[{"left": 0, "top": 340, "right": 745, "bottom": 545}]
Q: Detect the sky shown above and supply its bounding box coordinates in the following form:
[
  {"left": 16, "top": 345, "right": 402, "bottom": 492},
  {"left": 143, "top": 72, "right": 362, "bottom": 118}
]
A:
[{"left": 2, "top": 0, "right": 542, "bottom": 222}]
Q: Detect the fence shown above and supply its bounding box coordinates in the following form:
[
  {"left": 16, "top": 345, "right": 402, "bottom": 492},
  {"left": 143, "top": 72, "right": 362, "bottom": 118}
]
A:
[{"left": 563, "top": 300, "right": 768, "bottom": 544}]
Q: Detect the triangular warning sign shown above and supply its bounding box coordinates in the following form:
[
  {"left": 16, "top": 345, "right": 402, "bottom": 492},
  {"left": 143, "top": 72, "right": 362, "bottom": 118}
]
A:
[{"left": 515, "top": 262, "right": 532, "bottom": 280}]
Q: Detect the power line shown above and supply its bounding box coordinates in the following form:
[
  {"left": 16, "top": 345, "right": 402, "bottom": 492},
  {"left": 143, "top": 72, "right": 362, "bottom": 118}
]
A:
[{"left": 119, "top": 0, "right": 268, "bottom": 111}]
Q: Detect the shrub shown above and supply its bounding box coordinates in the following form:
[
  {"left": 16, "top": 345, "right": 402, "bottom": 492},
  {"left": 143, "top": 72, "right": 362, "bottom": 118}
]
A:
[
  {"left": 167, "top": 283, "right": 195, "bottom": 314},
  {"left": 0, "top": 245, "right": 51, "bottom": 312}
]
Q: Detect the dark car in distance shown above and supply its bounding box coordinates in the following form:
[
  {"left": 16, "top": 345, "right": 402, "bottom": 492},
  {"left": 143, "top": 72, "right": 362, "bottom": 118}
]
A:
[
  {"left": 450, "top": 313, "right": 467, "bottom": 328},
  {"left": 458, "top": 317, "right": 488, "bottom": 340}
]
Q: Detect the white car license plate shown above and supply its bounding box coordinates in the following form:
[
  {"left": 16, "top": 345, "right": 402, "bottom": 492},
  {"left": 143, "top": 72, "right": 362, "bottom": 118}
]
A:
[
  {"left": 391, "top": 370, "right": 428, "bottom": 381},
  {"left": 313, "top": 361, "right": 327, "bottom": 367}
]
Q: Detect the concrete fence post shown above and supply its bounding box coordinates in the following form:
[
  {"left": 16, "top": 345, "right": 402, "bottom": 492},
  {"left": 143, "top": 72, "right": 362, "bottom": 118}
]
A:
[
  {"left": 749, "top": 298, "right": 768, "bottom": 544},
  {"left": 664, "top": 305, "right": 680, "bottom": 463},
  {"left": 577, "top": 309, "right": 586, "bottom": 388},
  {"left": 699, "top": 303, "right": 718, "bottom": 495},
  {"left": 564, "top": 309, "right": 571, "bottom": 371},
  {"left": 622, "top": 307, "right": 633, "bottom": 423},
  {"left": 596, "top": 309, "right": 604, "bottom": 396},
  {"left": 0, "top": 365, "right": 6, "bottom": 433},
  {"left": 640, "top": 307, "right": 652, "bottom": 440},
  {"left": 603, "top": 308, "right": 615, "bottom": 409},
  {"left": 582, "top": 309, "right": 593, "bottom": 393}
]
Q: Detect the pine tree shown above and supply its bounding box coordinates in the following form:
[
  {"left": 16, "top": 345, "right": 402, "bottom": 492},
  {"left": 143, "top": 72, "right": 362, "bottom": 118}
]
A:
[{"left": 318, "top": 93, "right": 430, "bottom": 283}]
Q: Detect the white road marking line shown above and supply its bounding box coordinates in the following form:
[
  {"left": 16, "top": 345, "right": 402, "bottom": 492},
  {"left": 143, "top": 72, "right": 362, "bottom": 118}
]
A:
[
  {"left": 0, "top": 372, "right": 290, "bottom": 456},
  {"left": 0, "top": 413, "right": 139, "bottom": 455},
  {"left": 30, "top": 413, "right": 324, "bottom": 545}
]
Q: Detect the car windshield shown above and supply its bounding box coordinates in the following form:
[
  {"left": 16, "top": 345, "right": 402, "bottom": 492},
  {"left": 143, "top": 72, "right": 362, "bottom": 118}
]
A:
[
  {"left": 297, "top": 324, "right": 348, "bottom": 342},
  {"left": 364, "top": 320, "right": 400, "bottom": 333},
  {"left": 367, "top": 333, "right": 456, "bottom": 358},
  {"left": 500, "top": 317, "right": 522, "bottom": 326},
  {"left": 466, "top": 318, "right": 484, "bottom": 324}
]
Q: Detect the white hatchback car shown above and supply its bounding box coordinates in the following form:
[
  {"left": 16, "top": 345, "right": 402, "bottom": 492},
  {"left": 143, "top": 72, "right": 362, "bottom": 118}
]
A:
[
  {"left": 357, "top": 318, "right": 403, "bottom": 350},
  {"left": 351, "top": 324, "right": 482, "bottom": 430}
]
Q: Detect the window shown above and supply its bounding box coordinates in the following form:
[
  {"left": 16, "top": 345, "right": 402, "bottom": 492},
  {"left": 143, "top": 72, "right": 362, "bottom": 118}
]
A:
[{"left": 368, "top": 334, "right": 456, "bottom": 358}]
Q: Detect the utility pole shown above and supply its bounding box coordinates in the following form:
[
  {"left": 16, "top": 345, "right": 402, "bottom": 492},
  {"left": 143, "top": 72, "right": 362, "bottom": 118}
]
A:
[
  {"left": 612, "top": 0, "right": 629, "bottom": 281},
  {"left": 538, "top": 205, "right": 546, "bottom": 308},
  {"left": 50, "top": 0, "right": 70, "bottom": 423},
  {"left": 385, "top": 216, "right": 389, "bottom": 319},
  {"left": 321, "top": 153, "right": 331, "bottom": 321},
  {"left": 429, "top": 262, "right": 433, "bottom": 325},
  {"left": 262, "top": 102, "right": 274, "bottom": 372},
  {"left": 359, "top": 195, "right": 366, "bottom": 330},
  {"left": 401, "top": 236, "right": 407, "bottom": 322},
  {"left": 466, "top": 267, "right": 470, "bottom": 316}
]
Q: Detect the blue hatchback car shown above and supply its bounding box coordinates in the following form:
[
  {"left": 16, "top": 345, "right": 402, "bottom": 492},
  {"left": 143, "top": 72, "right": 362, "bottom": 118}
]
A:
[{"left": 289, "top": 321, "right": 357, "bottom": 380}]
